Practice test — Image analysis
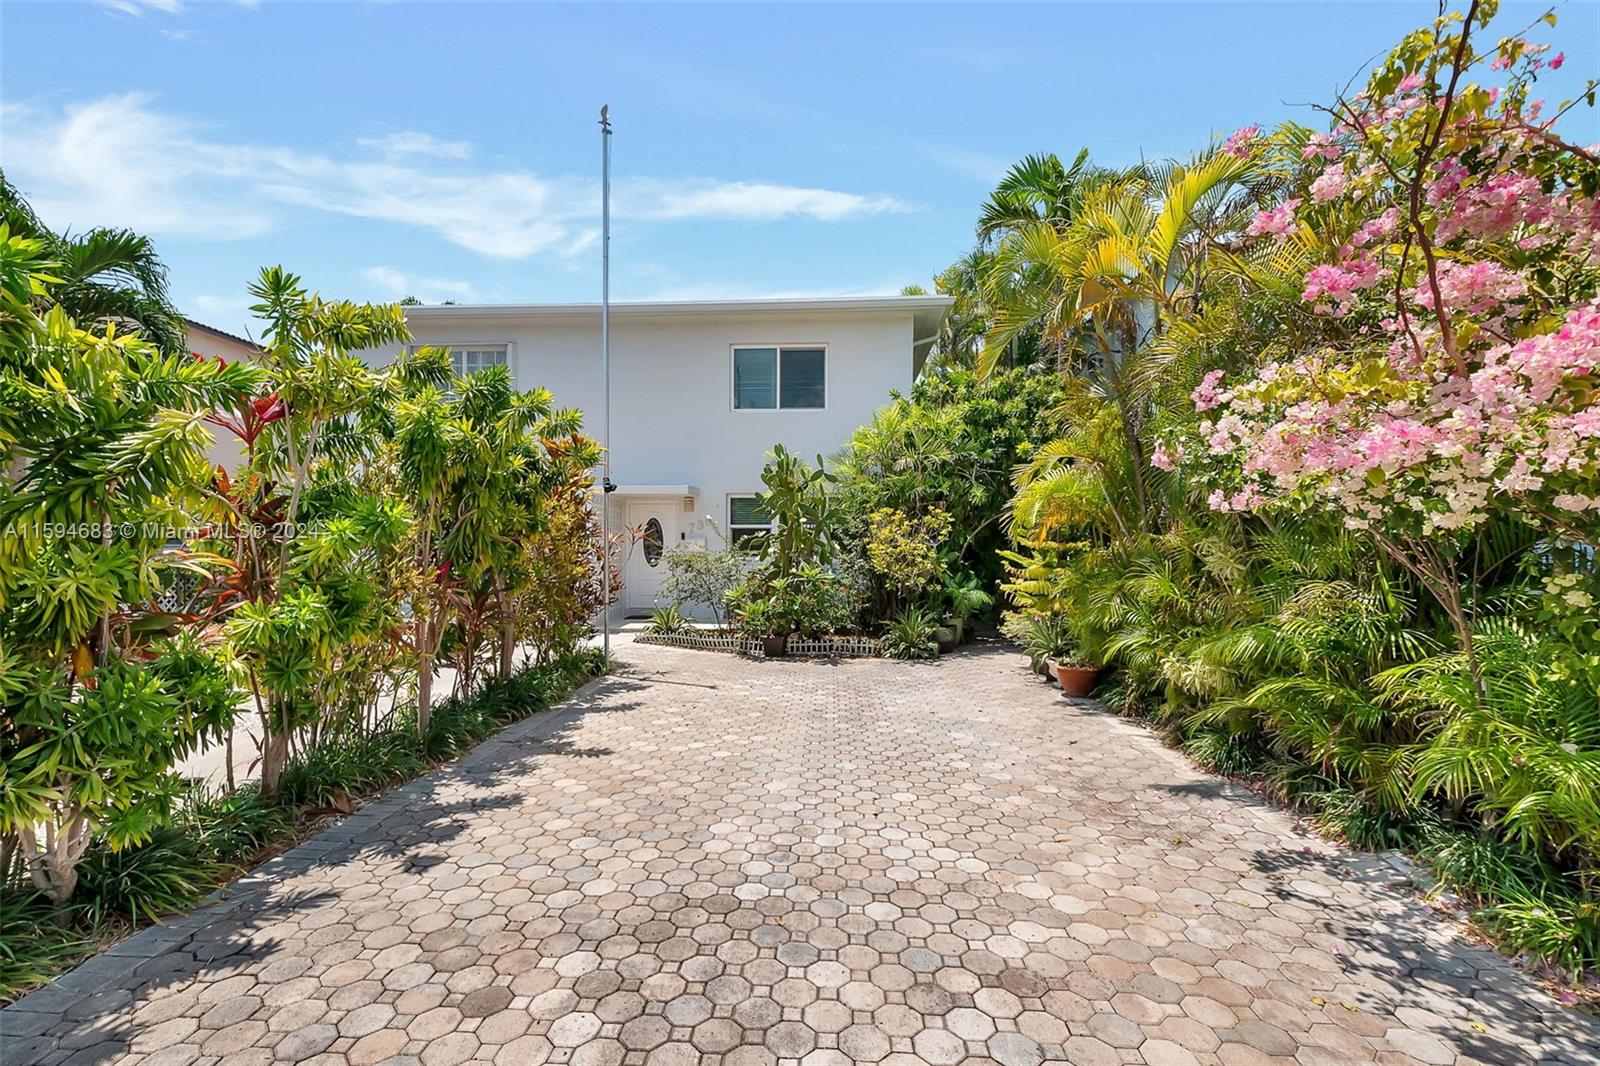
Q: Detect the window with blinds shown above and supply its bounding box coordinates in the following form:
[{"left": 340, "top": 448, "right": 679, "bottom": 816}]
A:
[
  {"left": 727, "top": 496, "right": 774, "bottom": 546},
  {"left": 732, "top": 346, "right": 825, "bottom": 409}
]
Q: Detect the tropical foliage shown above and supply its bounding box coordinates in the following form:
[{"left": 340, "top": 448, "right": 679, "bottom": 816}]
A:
[
  {"left": 0, "top": 184, "right": 611, "bottom": 1000},
  {"left": 971, "top": 3, "right": 1600, "bottom": 979}
]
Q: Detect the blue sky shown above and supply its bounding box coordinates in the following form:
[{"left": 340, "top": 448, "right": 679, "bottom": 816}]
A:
[{"left": 3, "top": 1, "right": 1597, "bottom": 339}]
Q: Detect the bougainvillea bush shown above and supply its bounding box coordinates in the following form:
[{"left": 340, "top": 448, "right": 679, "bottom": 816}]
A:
[
  {"left": 1158, "top": 7, "right": 1600, "bottom": 973},
  {"left": 1175, "top": 6, "right": 1600, "bottom": 655},
  {"left": 968, "top": 3, "right": 1600, "bottom": 978}
]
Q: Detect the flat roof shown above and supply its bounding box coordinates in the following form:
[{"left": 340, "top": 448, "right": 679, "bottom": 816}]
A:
[
  {"left": 400, "top": 295, "right": 952, "bottom": 318},
  {"left": 401, "top": 294, "right": 953, "bottom": 372}
]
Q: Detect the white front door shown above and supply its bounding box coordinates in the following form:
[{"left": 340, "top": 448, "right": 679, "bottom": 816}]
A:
[{"left": 624, "top": 499, "right": 676, "bottom": 613}]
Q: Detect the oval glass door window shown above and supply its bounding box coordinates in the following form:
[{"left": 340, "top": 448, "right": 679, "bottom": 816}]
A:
[{"left": 643, "top": 518, "right": 664, "bottom": 566}]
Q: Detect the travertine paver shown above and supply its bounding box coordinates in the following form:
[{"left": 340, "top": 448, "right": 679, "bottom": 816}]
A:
[{"left": 4, "top": 638, "right": 1598, "bottom": 1065}]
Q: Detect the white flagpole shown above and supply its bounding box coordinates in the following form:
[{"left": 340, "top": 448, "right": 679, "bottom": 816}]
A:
[{"left": 599, "top": 105, "right": 613, "bottom": 661}]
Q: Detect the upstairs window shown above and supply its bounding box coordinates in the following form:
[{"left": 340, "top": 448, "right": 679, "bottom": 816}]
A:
[
  {"left": 733, "top": 346, "right": 825, "bottom": 409},
  {"left": 447, "top": 345, "right": 509, "bottom": 377},
  {"left": 728, "top": 496, "right": 774, "bottom": 546}
]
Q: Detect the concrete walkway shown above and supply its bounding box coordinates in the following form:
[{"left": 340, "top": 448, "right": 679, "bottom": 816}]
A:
[{"left": 3, "top": 639, "right": 1597, "bottom": 1065}]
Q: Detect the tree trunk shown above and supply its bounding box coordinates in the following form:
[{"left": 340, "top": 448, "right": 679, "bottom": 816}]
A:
[
  {"left": 417, "top": 608, "right": 436, "bottom": 739},
  {"left": 499, "top": 600, "right": 516, "bottom": 678},
  {"left": 417, "top": 651, "right": 434, "bottom": 739},
  {"left": 18, "top": 812, "right": 91, "bottom": 904},
  {"left": 259, "top": 728, "right": 290, "bottom": 796}
]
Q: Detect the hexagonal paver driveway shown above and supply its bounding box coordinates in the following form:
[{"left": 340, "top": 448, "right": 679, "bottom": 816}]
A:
[{"left": 4, "top": 639, "right": 1598, "bottom": 1065}]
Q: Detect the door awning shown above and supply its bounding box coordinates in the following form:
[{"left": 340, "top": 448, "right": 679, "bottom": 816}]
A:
[{"left": 609, "top": 484, "right": 697, "bottom": 497}]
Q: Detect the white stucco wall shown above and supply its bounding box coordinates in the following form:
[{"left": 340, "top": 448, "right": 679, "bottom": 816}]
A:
[
  {"left": 187, "top": 322, "right": 263, "bottom": 474},
  {"left": 362, "top": 297, "right": 948, "bottom": 616}
]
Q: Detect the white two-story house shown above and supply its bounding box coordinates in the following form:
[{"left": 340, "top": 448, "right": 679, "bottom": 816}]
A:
[{"left": 365, "top": 295, "right": 951, "bottom": 617}]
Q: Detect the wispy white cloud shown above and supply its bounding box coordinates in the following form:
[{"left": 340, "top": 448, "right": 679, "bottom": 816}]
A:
[
  {"left": 357, "top": 131, "right": 472, "bottom": 160},
  {"left": 7, "top": 94, "right": 276, "bottom": 239},
  {"left": 2, "top": 94, "right": 907, "bottom": 261},
  {"left": 96, "top": 0, "right": 182, "bottom": 16},
  {"left": 360, "top": 266, "right": 477, "bottom": 303},
  {"left": 622, "top": 180, "right": 905, "bottom": 223}
]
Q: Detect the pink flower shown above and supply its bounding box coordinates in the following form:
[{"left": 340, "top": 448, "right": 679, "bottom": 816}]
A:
[
  {"left": 1302, "top": 259, "right": 1383, "bottom": 316},
  {"left": 1397, "top": 73, "right": 1425, "bottom": 93},
  {"left": 1412, "top": 260, "right": 1528, "bottom": 316},
  {"left": 1302, "top": 132, "right": 1342, "bottom": 162},
  {"left": 1150, "top": 442, "right": 1179, "bottom": 471},
  {"left": 1351, "top": 208, "right": 1398, "bottom": 248},
  {"left": 1310, "top": 164, "right": 1348, "bottom": 204},
  {"left": 1247, "top": 200, "right": 1300, "bottom": 238},
  {"left": 1192, "top": 369, "right": 1227, "bottom": 412},
  {"left": 1435, "top": 172, "right": 1549, "bottom": 243},
  {"left": 1426, "top": 157, "right": 1468, "bottom": 208},
  {"left": 1550, "top": 52, "right": 1565, "bottom": 70},
  {"left": 1223, "top": 125, "right": 1260, "bottom": 158}
]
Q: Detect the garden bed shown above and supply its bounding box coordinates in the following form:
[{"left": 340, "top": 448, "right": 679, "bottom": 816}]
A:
[
  {"left": 0, "top": 648, "right": 607, "bottom": 1006},
  {"left": 634, "top": 632, "right": 883, "bottom": 658}
]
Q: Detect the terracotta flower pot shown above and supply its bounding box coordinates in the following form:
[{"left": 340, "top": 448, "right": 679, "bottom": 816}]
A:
[
  {"left": 762, "top": 634, "right": 789, "bottom": 657},
  {"left": 1054, "top": 663, "right": 1101, "bottom": 697}
]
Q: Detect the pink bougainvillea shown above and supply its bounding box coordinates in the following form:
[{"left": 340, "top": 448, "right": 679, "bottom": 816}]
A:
[
  {"left": 1222, "top": 125, "right": 1261, "bottom": 158},
  {"left": 1166, "top": 14, "right": 1600, "bottom": 551},
  {"left": 1247, "top": 199, "right": 1301, "bottom": 237}
]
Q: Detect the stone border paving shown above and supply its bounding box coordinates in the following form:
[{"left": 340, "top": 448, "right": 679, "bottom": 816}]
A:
[{"left": 3, "top": 638, "right": 1597, "bottom": 1065}]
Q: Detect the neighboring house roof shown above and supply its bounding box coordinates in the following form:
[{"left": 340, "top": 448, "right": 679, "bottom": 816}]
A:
[
  {"left": 184, "top": 317, "right": 264, "bottom": 353},
  {"left": 402, "top": 294, "right": 954, "bottom": 371}
]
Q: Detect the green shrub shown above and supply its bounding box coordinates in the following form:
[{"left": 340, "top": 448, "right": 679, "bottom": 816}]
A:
[
  {"left": 0, "top": 891, "right": 97, "bottom": 997},
  {"left": 186, "top": 785, "right": 295, "bottom": 865},
  {"left": 0, "top": 649, "right": 604, "bottom": 1005},
  {"left": 645, "top": 604, "right": 692, "bottom": 635},
  {"left": 883, "top": 607, "right": 939, "bottom": 660},
  {"left": 73, "top": 825, "right": 228, "bottom": 926}
]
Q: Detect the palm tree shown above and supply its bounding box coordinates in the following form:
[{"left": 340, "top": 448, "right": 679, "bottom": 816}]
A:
[
  {"left": 982, "top": 149, "right": 1258, "bottom": 525},
  {"left": 0, "top": 170, "right": 185, "bottom": 354},
  {"left": 976, "top": 150, "right": 1108, "bottom": 245}
]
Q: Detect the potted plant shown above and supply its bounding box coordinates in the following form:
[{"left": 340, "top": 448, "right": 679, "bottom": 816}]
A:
[
  {"left": 1053, "top": 652, "right": 1101, "bottom": 697},
  {"left": 729, "top": 588, "right": 789, "bottom": 656},
  {"left": 933, "top": 617, "right": 959, "bottom": 654},
  {"left": 1019, "top": 614, "right": 1072, "bottom": 681},
  {"left": 941, "top": 571, "right": 993, "bottom": 645},
  {"left": 752, "top": 599, "right": 790, "bottom": 657},
  {"left": 883, "top": 606, "right": 939, "bottom": 660}
]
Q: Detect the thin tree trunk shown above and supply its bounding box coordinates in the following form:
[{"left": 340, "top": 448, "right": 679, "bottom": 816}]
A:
[
  {"left": 499, "top": 589, "right": 517, "bottom": 678},
  {"left": 417, "top": 609, "right": 435, "bottom": 739},
  {"left": 417, "top": 654, "right": 434, "bottom": 738},
  {"left": 18, "top": 809, "right": 91, "bottom": 904},
  {"left": 259, "top": 728, "right": 290, "bottom": 796}
]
